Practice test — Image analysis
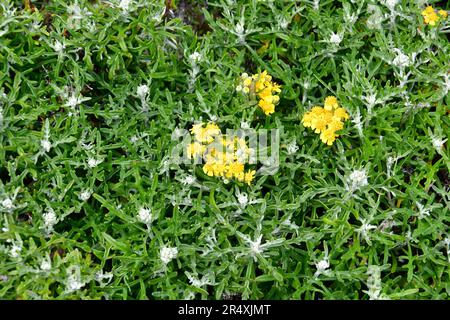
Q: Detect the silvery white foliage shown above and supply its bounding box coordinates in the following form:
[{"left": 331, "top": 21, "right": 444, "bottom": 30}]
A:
[
  {"left": 277, "top": 16, "right": 289, "bottom": 30},
  {"left": 129, "top": 132, "right": 149, "bottom": 144},
  {"left": 240, "top": 121, "right": 250, "bottom": 130},
  {"left": 42, "top": 207, "right": 58, "bottom": 233},
  {"left": 382, "top": 0, "right": 403, "bottom": 26},
  {"left": 272, "top": 215, "right": 300, "bottom": 236},
  {"left": 183, "top": 291, "right": 196, "bottom": 300},
  {"left": 343, "top": 2, "right": 358, "bottom": 30},
  {"left": 137, "top": 207, "right": 153, "bottom": 225},
  {"left": 237, "top": 192, "right": 248, "bottom": 207},
  {"left": 234, "top": 20, "right": 246, "bottom": 44},
  {"left": 65, "top": 265, "right": 85, "bottom": 293},
  {"left": 163, "top": 36, "right": 178, "bottom": 52},
  {"left": 28, "top": 16, "right": 43, "bottom": 32},
  {"left": 151, "top": 4, "right": 166, "bottom": 23},
  {"left": 392, "top": 49, "right": 412, "bottom": 68},
  {"left": 329, "top": 32, "right": 343, "bottom": 46},
  {"left": 386, "top": 152, "right": 408, "bottom": 178},
  {"left": 40, "top": 258, "right": 52, "bottom": 272},
  {"left": 136, "top": 84, "right": 150, "bottom": 112},
  {"left": 41, "top": 118, "right": 52, "bottom": 153},
  {"left": 1, "top": 198, "right": 14, "bottom": 212},
  {"left": 346, "top": 168, "right": 369, "bottom": 192},
  {"left": 64, "top": 92, "right": 91, "bottom": 115},
  {"left": 67, "top": 1, "right": 92, "bottom": 30},
  {"left": 313, "top": 0, "right": 320, "bottom": 11},
  {"left": 180, "top": 174, "right": 196, "bottom": 186},
  {"left": 366, "top": 4, "right": 384, "bottom": 30},
  {"left": 383, "top": 0, "right": 398, "bottom": 11},
  {"left": 160, "top": 246, "right": 178, "bottom": 265},
  {"left": 440, "top": 72, "right": 450, "bottom": 97},
  {"left": 136, "top": 84, "right": 149, "bottom": 99},
  {"left": 41, "top": 139, "right": 51, "bottom": 153},
  {"left": 199, "top": 227, "right": 220, "bottom": 258},
  {"left": 429, "top": 129, "right": 447, "bottom": 154},
  {"left": 431, "top": 136, "right": 447, "bottom": 151},
  {"left": 51, "top": 40, "right": 65, "bottom": 59},
  {"left": 185, "top": 271, "right": 215, "bottom": 288},
  {"left": 286, "top": 139, "right": 299, "bottom": 155},
  {"left": 218, "top": 6, "right": 260, "bottom": 45},
  {"left": 0, "top": 187, "right": 21, "bottom": 213},
  {"left": 0, "top": 1, "right": 16, "bottom": 19},
  {"left": 258, "top": 156, "right": 280, "bottom": 176},
  {"left": 67, "top": 1, "right": 91, "bottom": 20},
  {"left": 118, "top": 0, "right": 133, "bottom": 13},
  {"left": 415, "top": 202, "right": 430, "bottom": 219},
  {"left": 187, "top": 51, "right": 202, "bottom": 92},
  {"left": 236, "top": 230, "right": 285, "bottom": 262},
  {"left": 363, "top": 265, "right": 387, "bottom": 300},
  {"left": 361, "top": 92, "right": 380, "bottom": 117},
  {"left": 159, "top": 157, "right": 171, "bottom": 174},
  {"left": 78, "top": 189, "right": 92, "bottom": 201},
  {"left": 94, "top": 270, "right": 113, "bottom": 287},
  {"left": 168, "top": 189, "right": 193, "bottom": 207},
  {"left": 314, "top": 258, "right": 330, "bottom": 277},
  {"left": 442, "top": 237, "right": 450, "bottom": 263},
  {"left": 87, "top": 157, "right": 103, "bottom": 168},
  {"left": 171, "top": 127, "right": 187, "bottom": 140},
  {"left": 352, "top": 108, "right": 364, "bottom": 138},
  {"left": 9, "top": 243, "right": 22, "bottom": 259},
  {"left": 356, "top": 218, "right": 377, "bottom": 244},
  {"left": 0, "top": 25, "right": 8, "bottom": 38},
  {"left": 188, "top": 52, "right": 202, "bottom": 64},
  {"left": 176, "top": 173, "right": 207, "bottom": 191},
  {"left": 0, "top": 105, "right": 4, "bottom": 131},
  {"left": 79, "top": 130, "right": 95, "bottom": 150},
  {"left": 85, "top": 20, "right": 97, "bottom": 33},
  {"left": 378, "top": 211, "right": 400, "bottom": 233},
  {"left": 217, "top": 188, "right": 263, "bottom": 216}
]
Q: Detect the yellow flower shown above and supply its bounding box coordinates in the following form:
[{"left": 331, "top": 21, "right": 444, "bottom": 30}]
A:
[
  {"left": 190, "top": 123, "right": 204, "bottom": 137},
  {"left": 243, "top": 77, "right": 253, "bottom": 87},
  {"left": 311, "top": 115, "right": 329, "bottom": 134},
  {"left": 237, "top": 71, "right": 281, "bottom": 116},
  {"left": 328, "top": 119, "right": 344, "bottom": 133},
  {"left": 301, "top": 112, "right": 313, "bottom": 128},
  {"left": 190, "top": 122, "right": 221, "bottom": 143},
  {"left": 244, "top": 170, "right": 256, "bottom": 185},
  {"left": 226, "top": 162, "right": 245, "bottom": 178},
  {"left": 301, "top": 96, "right": 349, "bottom": 146},
  {"left": 422, "top": 6, "right": 440, "bottom": 26},
  {"left": 203, "top": 163, "right": 215, "bottom": 176},
  {"left": 190, "top": 123, "right": 256, "bottom": 184},
  {"left": 320, "top": 129, "right": 337, "bottom": 146},
  {"left": 333, "top": 107, "right": 349, "bottom": 120},
  {"left": 258, "top": 99, "right": 276, "bottom": 115},
  {"left": 324, "top": 96, "right": 339, "bottom": 110},
  {"left": 235, "top": 171, "right": 245, "bottom": 182},
  {"left": 187, "top": 142, "right": 205, "bottom": 159},
  {"left": 438, "top": 10, "right": 448, "bottom": 19},
  {"left": 213, "top": 163, "right": 227, "bottom": 176}
]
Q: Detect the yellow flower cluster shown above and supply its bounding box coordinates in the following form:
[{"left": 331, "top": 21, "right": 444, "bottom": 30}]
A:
[
  {"left": 236, "top": 71, "right": 281, "bottom": 116},
  {"left": 301, "top": 96, "right": 349, "bottom": 146},
  {"left": 187, "top": 123, "right": 256, "bottom": 185},
  {"left": 422, "top": 6, "right": 448, "bottom": 26}
]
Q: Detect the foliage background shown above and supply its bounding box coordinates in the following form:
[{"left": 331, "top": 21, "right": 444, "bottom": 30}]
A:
[{"left": 0, "top": 0, "right": 449, "bottom": 299}]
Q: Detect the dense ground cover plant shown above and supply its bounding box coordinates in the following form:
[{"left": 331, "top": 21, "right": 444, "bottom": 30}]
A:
[{"left": 0, "top": 0, "right": 449, "bottom": 300}]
